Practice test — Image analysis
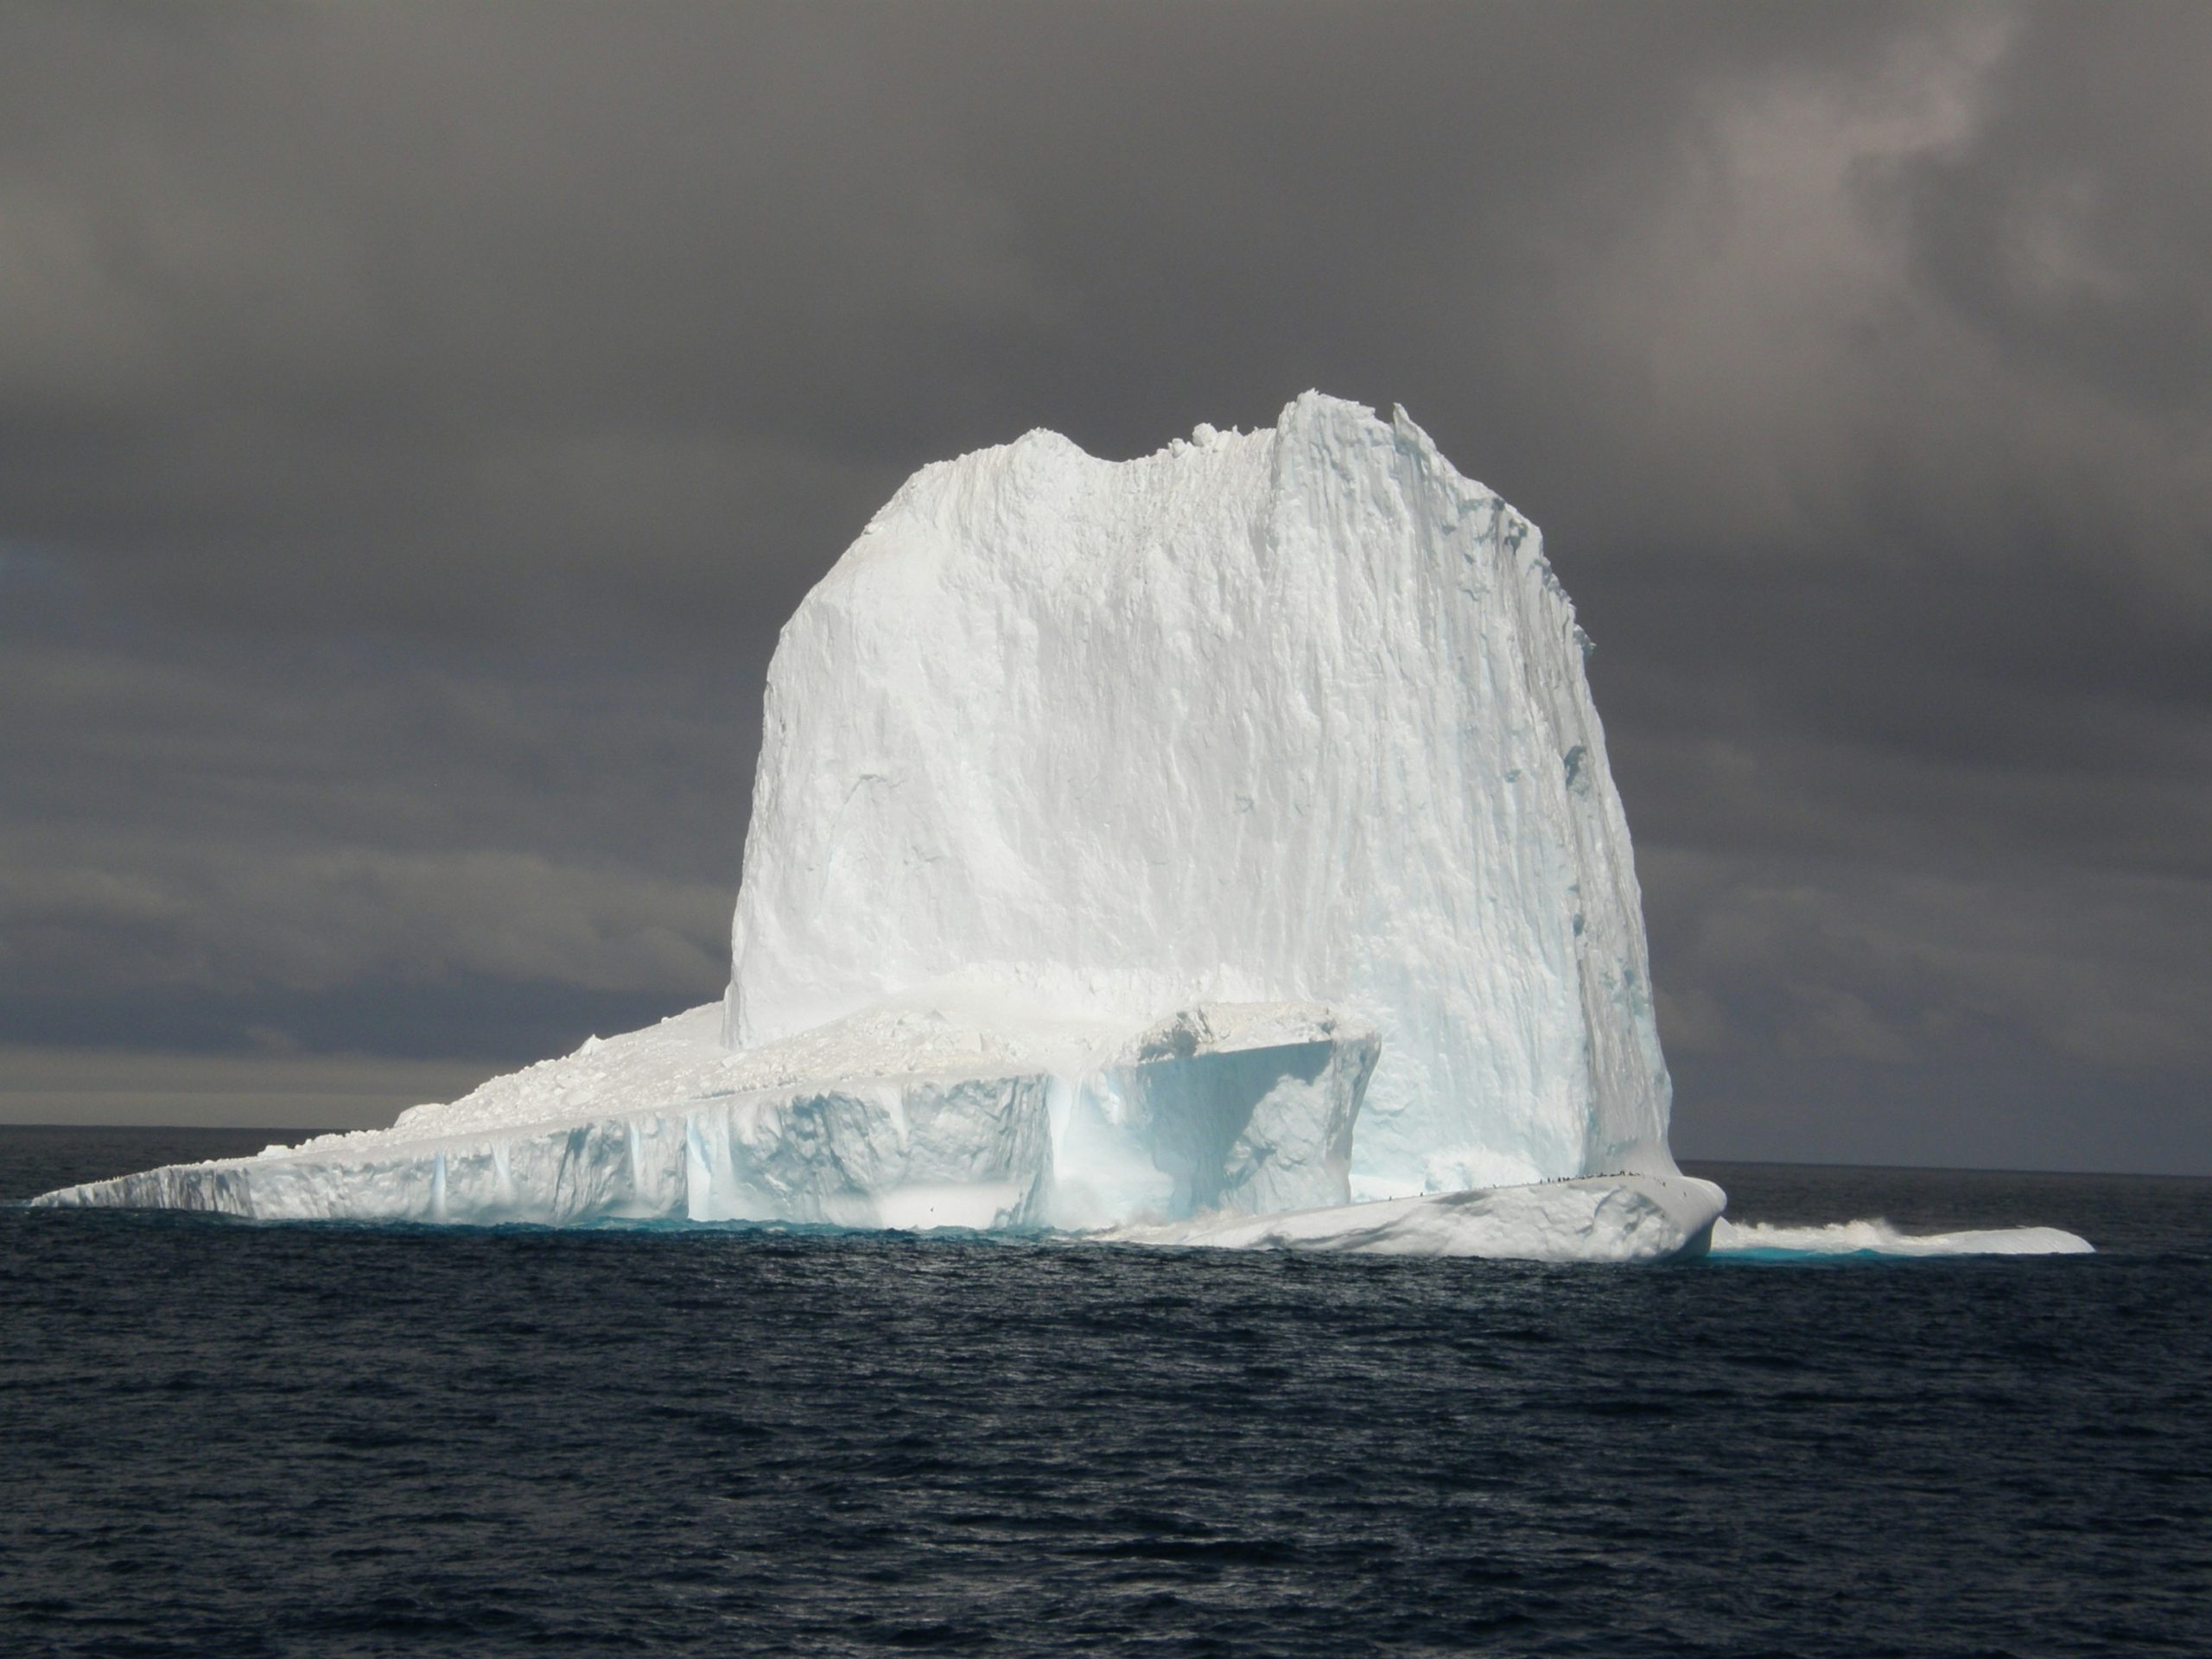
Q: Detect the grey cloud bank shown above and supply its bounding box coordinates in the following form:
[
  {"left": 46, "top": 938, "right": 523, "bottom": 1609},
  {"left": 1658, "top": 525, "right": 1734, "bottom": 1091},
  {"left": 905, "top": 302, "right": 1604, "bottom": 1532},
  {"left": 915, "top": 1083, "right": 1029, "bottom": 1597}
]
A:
[{"left": 3, "top": 1, "right": 2205, "bottom": 1171}]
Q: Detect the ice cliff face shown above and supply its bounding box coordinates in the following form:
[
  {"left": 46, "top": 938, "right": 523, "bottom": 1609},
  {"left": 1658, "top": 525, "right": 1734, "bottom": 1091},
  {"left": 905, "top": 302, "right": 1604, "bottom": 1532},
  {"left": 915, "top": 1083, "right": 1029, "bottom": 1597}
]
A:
[{"left": 728, "top": 393, "right": 1674, "bottom": 1193}]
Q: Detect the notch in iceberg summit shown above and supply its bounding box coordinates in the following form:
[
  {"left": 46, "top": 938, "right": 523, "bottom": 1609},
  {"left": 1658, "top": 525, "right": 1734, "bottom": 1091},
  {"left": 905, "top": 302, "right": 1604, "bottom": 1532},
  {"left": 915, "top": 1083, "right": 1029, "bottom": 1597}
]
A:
[{"left": 35, "top": 392, "right": 1724, "bottom": 1263}]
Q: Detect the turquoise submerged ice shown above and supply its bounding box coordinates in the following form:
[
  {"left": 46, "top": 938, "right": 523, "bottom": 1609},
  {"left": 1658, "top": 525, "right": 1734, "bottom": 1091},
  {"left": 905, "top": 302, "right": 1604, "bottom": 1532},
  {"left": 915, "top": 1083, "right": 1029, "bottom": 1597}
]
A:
[{"left": 40, "top": 395, "right": 1733, "bottom": 1262}]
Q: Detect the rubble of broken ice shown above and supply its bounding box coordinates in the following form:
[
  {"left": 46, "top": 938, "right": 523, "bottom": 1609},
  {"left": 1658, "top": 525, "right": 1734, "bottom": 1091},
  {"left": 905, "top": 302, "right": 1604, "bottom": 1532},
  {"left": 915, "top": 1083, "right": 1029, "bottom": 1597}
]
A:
[{"left": 34, "top": 395, "right": 2086, "bottom": 1261}]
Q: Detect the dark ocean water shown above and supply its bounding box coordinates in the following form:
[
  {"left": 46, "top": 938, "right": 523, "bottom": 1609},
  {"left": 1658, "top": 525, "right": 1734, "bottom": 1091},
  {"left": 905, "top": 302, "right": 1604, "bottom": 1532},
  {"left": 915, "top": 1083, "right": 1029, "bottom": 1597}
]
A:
[{"left": 3, "top": 1127, "right": 2209, "bottom": 1658}]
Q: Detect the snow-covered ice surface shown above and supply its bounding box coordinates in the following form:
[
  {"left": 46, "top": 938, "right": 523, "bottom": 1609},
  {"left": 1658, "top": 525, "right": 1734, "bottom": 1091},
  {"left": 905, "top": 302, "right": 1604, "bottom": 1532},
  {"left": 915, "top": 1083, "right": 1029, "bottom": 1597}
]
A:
[{"left": 43, "top": 393, "right": 1747, "bottom": 1261}]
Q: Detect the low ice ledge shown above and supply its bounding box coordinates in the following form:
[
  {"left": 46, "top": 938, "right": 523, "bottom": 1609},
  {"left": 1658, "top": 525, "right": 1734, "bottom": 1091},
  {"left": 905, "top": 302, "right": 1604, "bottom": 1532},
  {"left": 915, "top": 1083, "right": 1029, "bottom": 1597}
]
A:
[{"left": 28, "top": 995, "right": 1724, "bottom": 1262}]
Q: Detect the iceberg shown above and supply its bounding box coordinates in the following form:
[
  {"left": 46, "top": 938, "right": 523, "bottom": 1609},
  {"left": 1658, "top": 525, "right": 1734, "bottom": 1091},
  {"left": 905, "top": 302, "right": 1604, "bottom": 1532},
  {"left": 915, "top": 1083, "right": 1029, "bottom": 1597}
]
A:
[{"left": 37, "top": 393, "right": 1722, "bottom": 1262}]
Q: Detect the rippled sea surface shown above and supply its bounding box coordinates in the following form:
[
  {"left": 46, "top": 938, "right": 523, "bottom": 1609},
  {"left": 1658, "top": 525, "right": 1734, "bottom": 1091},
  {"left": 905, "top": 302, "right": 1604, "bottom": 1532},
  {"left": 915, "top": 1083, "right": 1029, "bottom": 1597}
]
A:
[{"left": 4, "top": 1127, "right": 2209, "bottom": 1658}]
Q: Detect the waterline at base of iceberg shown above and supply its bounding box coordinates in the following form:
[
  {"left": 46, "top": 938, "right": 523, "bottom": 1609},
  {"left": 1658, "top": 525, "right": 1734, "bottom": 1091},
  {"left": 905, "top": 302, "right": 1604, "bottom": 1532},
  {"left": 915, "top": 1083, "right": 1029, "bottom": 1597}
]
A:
[
  {"left": 30, "top": 1158, "right": 2093, "bottom": 1265},
  {"left": 31, "top": 1162, "right": 1727, "bottom": 1265}
]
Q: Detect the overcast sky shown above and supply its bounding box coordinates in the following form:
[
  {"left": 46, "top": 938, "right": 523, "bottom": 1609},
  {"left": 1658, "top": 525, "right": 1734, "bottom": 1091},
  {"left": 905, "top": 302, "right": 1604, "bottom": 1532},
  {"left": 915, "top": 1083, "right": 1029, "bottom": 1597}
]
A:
[{"left": 3, "top": 1, "right": 2206, "bottom": 1172}]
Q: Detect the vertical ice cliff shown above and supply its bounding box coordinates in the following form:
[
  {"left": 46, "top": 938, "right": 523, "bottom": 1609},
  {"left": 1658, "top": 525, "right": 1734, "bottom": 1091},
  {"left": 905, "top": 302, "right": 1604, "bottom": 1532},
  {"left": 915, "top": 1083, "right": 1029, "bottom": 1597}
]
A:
[{"left": 727, "top": 392, "right": 1675, "bottom": 1195}]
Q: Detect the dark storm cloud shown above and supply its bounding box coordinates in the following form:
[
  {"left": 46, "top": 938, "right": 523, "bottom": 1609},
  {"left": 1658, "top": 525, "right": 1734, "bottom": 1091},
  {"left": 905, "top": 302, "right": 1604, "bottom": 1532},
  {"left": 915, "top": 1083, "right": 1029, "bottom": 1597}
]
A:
[
  {"left": 0, "top": 0, "right": 1922, "bottom": 632},
  {"left": 2, "top": 2, "right": 2205, "bottom": 1164},
  {"left": 1895, "top": 3, "right": 2212, "bottom": 416},
  {"left": 0, "top": 613, "right": 749, "bottom": 1059}
]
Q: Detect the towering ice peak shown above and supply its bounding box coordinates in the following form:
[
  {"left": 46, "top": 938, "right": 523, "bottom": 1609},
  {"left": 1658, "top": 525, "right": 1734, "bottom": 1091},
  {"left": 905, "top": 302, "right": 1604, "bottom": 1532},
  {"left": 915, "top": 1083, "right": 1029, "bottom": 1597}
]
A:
[{"left": 726, "top": 391, "right": 1675, "bottom": 1195}]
